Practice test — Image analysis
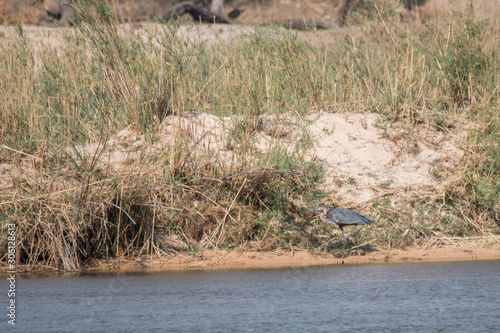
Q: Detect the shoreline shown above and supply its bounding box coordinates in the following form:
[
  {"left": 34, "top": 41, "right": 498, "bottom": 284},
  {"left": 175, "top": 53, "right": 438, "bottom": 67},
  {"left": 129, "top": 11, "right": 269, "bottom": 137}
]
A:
[
  {"left": 3, "top": 245, "right": 500, "bottom": 275},
  {"left": 45, "top": 245, "right": 500, "bottom": 274}
]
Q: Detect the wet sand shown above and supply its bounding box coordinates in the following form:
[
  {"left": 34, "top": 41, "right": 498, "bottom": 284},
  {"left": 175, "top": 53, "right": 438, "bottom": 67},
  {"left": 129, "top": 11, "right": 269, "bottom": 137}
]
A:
[{"left": 91, "top": 245, "right": 500, "bottom": 273}]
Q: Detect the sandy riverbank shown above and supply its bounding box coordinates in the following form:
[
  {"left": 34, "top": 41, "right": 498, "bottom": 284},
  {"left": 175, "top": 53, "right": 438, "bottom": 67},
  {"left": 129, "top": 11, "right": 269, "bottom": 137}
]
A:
[{"left": 83, "top": 245, "right": 500, "bottom": 273}]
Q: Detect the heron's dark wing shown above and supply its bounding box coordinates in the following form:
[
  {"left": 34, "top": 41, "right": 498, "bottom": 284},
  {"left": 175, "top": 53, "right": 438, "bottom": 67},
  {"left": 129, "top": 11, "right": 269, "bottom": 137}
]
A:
[{"left": 326, "top": 208, "right": 372, "bottom": 225}]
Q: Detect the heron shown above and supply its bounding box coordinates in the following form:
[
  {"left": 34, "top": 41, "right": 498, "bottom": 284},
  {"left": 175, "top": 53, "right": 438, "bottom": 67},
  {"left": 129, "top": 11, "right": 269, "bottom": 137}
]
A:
[{"left": 309, "top": 203, "right": 372, "bottom": 259}]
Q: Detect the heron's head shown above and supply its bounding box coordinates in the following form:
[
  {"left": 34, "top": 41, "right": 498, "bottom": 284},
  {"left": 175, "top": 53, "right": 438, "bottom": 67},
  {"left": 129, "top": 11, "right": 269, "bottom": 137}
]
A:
[{"left": 309, "top": 203, "right": 327, "bottom": 213}]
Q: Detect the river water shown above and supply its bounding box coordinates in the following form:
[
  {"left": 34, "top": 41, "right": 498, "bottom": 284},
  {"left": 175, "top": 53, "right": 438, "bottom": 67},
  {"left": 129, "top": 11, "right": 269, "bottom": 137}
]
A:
[{"left": 3, "top": 260, "right": 500, "bottom": 332}]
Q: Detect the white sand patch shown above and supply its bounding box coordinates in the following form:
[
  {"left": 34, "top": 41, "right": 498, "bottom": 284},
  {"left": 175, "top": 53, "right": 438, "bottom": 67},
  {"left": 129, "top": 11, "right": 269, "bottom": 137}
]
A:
[
  {"left": 150, "top": 112, "right": 462, "bottom": 207},
  {"left": 1, "top": 110, "right": 465, "bottom": 208},
  {"left": 305, "top": 112, "right": 464, "bottom": 204}
]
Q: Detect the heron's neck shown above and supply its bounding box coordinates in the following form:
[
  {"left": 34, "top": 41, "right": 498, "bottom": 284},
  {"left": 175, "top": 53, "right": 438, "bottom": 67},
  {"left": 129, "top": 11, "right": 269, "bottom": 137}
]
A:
[{"left": 319, "top": 210, "right": 328, "bottom": 223}]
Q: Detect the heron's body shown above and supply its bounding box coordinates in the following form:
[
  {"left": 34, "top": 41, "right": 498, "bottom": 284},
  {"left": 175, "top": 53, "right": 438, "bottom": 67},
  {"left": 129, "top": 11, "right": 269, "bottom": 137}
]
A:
[
  {"left": 310, "top": 204, "right": 372, "bottom": 259},
  {"left": 317, "top": 207, "right": 372, "bottom": 228}
]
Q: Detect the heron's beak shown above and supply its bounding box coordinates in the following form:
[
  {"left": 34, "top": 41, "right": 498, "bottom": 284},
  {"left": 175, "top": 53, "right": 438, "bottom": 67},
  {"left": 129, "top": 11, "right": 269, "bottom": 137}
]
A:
[{"left": 308, "top": 205, "right": 322, "bottom": 212}]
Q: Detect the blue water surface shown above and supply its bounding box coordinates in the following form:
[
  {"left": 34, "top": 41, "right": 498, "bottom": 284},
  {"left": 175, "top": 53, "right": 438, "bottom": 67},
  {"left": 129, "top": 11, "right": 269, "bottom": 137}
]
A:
[{"left": 3, "top": 260, "right": 500, "bottom": 332}]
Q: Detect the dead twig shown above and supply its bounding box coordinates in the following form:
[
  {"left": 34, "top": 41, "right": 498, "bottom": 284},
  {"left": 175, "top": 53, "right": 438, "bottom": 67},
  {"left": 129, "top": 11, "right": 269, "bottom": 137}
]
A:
[
  {"left": 206, "top": 178, "right": 248, "bottom": 249},
  {"left": 1, "top": 144, "right": 43, "bottom": 161},
  {"left": 355, "top": 186, "right": 410, "bottom": 208},
  {"left": 104, "top": 201, "right": 137, "bottom": 225}
]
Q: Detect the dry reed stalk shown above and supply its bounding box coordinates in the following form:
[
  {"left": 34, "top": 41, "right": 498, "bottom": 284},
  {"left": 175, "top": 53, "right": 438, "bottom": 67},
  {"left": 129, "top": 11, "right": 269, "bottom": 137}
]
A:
[{"left": 215, "top": 177, "right": 248, "bottom": 248}]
